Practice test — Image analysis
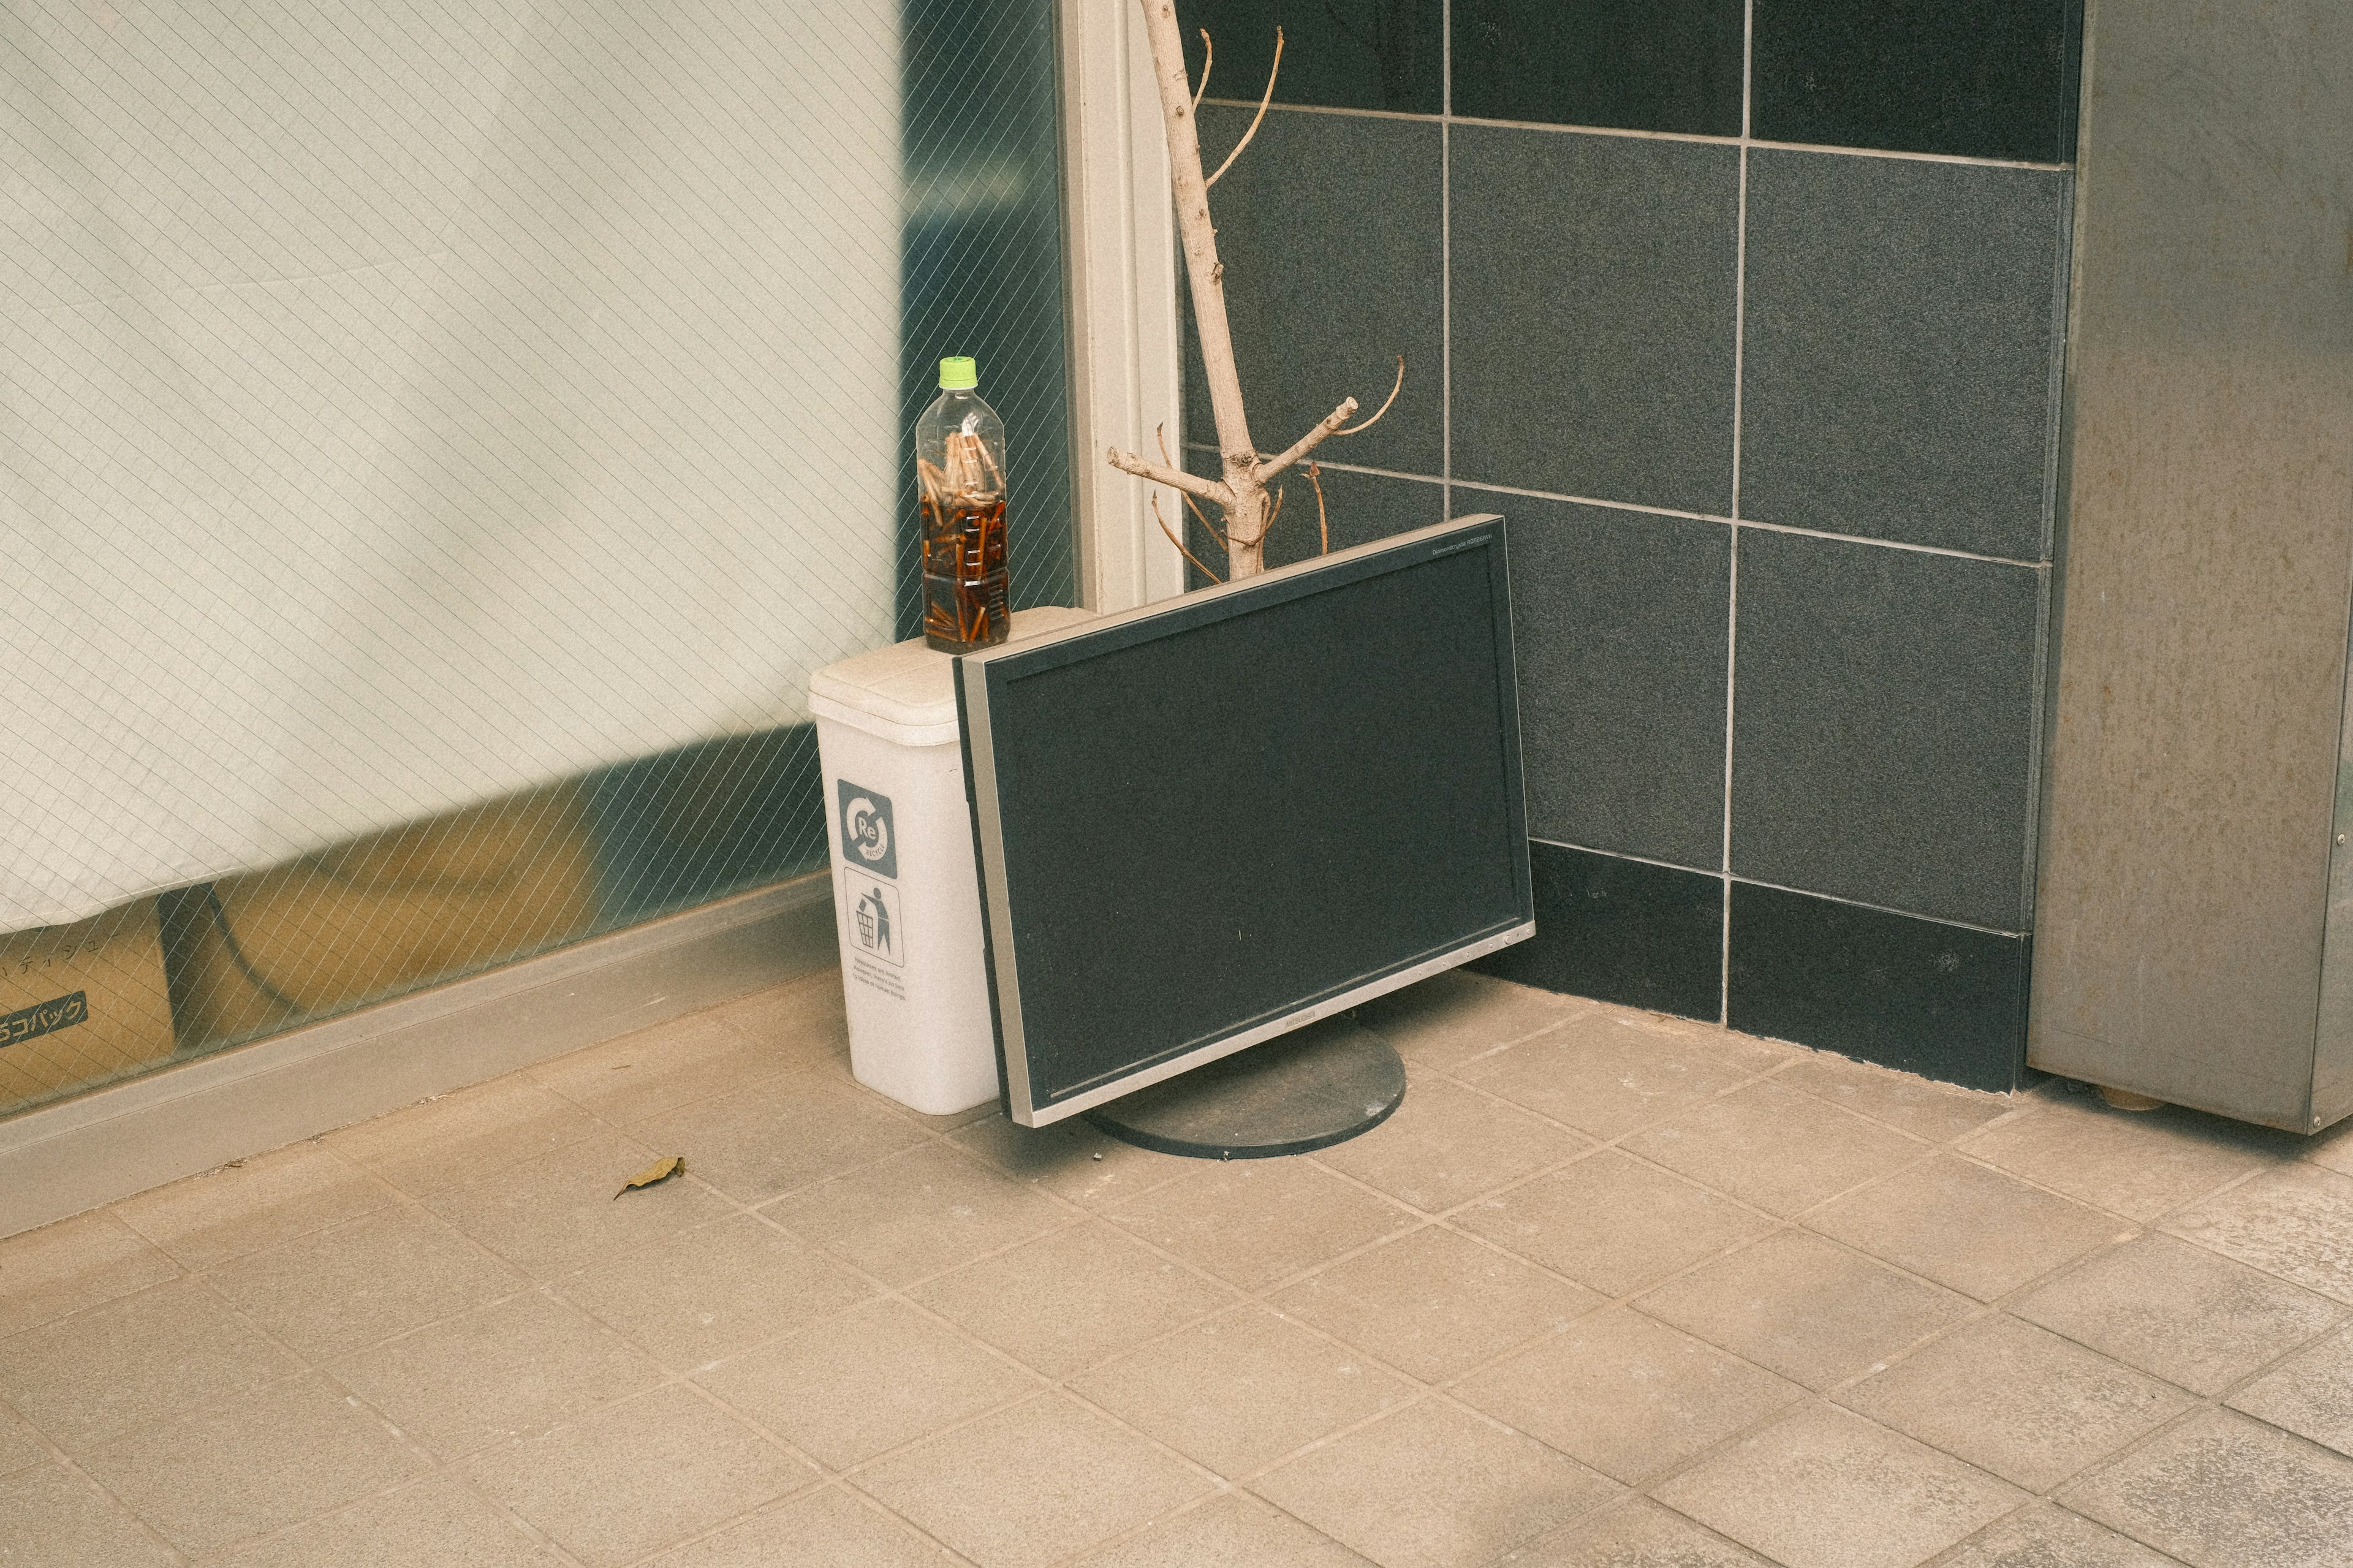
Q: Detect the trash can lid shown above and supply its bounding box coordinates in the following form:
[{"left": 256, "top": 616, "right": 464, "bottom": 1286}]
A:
[{"left": 809, "top": 606, "right": 1096, "bottom": 746}]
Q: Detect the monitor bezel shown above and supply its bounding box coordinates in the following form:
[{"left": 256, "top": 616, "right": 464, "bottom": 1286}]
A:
[{"left": 957, "top": 513, "right": 1533, "bottom": 1126}]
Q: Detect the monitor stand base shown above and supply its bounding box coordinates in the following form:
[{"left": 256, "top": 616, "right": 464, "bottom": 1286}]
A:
[{"left": 1083, "top": 1017, "right": 1406, "bottom": 1160}]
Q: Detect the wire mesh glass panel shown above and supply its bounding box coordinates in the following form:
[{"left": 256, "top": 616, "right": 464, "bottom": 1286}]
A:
[
  {"left": 0, "top": 1, "right": 1071, "bottom": 1115},
  {"left": 902, "top": 0, "right": 1075, "bottom": 638}
]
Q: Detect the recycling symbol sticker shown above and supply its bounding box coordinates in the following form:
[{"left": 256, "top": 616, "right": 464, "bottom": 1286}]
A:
[{"left": 837, "top": 780, "right": 898, "bottom": 880}]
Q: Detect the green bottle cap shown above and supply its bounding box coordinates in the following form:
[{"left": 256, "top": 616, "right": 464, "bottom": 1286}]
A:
[{"left": 938, "top": 356, "right": 977, "bottom": 390}]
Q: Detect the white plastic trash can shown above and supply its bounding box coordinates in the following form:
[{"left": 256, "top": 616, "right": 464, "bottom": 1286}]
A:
[{"left": 808, "top": 607, "right": 1094, "bottom": 1115}]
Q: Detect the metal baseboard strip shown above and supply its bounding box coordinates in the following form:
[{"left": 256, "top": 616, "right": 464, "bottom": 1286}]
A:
[{"left": 0, "top": 874, "right": 838, "bottom": 1240}]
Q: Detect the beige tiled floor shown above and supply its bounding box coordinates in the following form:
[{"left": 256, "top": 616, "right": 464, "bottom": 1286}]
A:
[{"left": 6, "top": 968, "right": 2353, "bottom": 1567}]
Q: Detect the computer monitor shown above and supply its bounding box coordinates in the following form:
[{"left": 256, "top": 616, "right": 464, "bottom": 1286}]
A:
[{"left": 956, "top": 513, "right": 1532, "bottom": 1126}]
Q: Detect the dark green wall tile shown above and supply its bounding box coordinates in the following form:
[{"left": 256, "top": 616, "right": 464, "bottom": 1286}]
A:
[
  {"left": 1452, "top": 127, "right": 1739, "bottom": 514},
  {"left": 1504, "top": 498, "right": 1729, "bottom": 869},
  {"left": 1183, "top": 105, "right": 1443, "bottom": 482},
  {"left": 1474, "top": 842, "right": 1722, "bottom": 1022},
  {"left": 1730, "top": 882, "right": 2030, "bottom": 1092},
  {"left": 1740, "top": 152, "right": 2069, "bottom": 559},
  {"left": 1731, "top": 531, "right": 2042, "bottom": 931},
  {"left": 1453, "top": 0, "right": 1744, "bottom": 135},
  {"left": 1752, "top": 0, "right": 2085, "bottom": 162},
  {"left": 1178, "top": 0, "right": 1442, "bottom": 116}
]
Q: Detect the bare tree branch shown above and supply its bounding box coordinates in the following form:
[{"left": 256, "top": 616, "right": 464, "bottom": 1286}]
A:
[
  {"left": 1203, "top": 27, "right": 1281, "bottom": 190},
  {"left": 1308, "top": 461, "right": 1329, "bottom": 555},
  {"left": 1154, "top": 493, "right": 1224, "bottom": 583},
  {"left": 1253, "top": 394, "right": 1359, "bottom": 483},
  {"left": 1191, "top": 28, "right": 1212, "bottom": 112},
  {"left": 1335, "top": 355, "right": 1405, "bottom": 434},
  {"left": 1156, "top": 424, "right": 1230, "bottom": 548},
  {"left": 1108, "top": 444, "right": 1231, "bottom": 506}
]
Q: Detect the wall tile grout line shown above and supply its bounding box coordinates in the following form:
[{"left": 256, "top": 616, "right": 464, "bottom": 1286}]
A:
[
  {"left": 1200, "top": 442, "right": 2054, "bottom": 570},
  {"left": 1526, "top": 834, "right": 2033, "bottom": 940},
  {"left": 1733, "top": 514, "right": 2047, "bottom": 569},
  {"left": 1184, "top": 443, "right": 1440, "bottom": 488},
  {"left": 1722, "top": 0, "right": 1756, "bottom": 1028},
  {"left": 1197, "top": 97, "right": 2073, "bottom": 175},
  {"left": 1441, "top": 0, "right": 1452, "bottom": 526}
]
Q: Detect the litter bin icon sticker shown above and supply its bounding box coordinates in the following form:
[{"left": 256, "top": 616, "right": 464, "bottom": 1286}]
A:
[
  {"left": 843, "top": 868, "right": 906, "bottom": 968},
  {"left": 837, "top": 781, "right": 898, "bottom": 879}
]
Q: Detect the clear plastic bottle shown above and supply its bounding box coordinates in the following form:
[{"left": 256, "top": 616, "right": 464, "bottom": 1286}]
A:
[{"left": 915, "top": 356, "right": 1010, "bottom": 653}]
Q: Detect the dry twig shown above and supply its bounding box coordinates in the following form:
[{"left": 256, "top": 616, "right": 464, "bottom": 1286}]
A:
[
  {"left": 1203, "top": 28, "right": 1281, "bottom": 190},
  {"left": 1336, "top": 355, "right": 1406, "bottom": 435},
  {"left": 1153, "top": 493, "right": 1224, "bottom": 583},
  {"left": 1186, "top": 490, "right": 1227, "bottom": 549},
  {"left": 1308, "top": 462, "right": 1328, "bottom": 555},
  {"left": 1107, "top": 443, "right": 1226, "bottom": 504},
  {"left": 1254, "top": 394, "right": 1360, "bottom": 483},
  {"left": 1191, "top": 28, "right": 1211, "bottom": 111}
]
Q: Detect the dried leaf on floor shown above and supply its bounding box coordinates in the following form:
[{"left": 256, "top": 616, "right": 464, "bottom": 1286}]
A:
[{"left": 614, "top": 1155, "right": 685, "bottom": 1199}]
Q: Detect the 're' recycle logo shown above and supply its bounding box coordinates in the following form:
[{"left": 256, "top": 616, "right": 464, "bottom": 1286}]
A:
[
  {"left": 845, "top": 798, "right": 889, "bottom": 863},
  {"left": 836, "top": 780, "right": 898, "bottom": 879}
]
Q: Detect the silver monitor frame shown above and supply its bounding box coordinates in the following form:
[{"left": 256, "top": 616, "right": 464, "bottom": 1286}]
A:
[{"left": 957, "top": 513, "right": 1533, "bottom": 1126}]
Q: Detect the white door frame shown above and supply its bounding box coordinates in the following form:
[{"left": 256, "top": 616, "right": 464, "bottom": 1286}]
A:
[{"left": 1059, "top": 0, "right": 1187, "bottom": 613}]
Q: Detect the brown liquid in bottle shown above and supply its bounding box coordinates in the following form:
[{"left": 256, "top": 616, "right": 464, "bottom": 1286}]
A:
[{"left": 919, "top": 491, "right": 1009, "bottom": 652}]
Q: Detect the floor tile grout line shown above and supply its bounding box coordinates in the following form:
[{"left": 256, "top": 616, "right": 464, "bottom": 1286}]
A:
[
  {"left": 1428, "top": 1036, "right": 1940, "bottom": 1219},
  {"left": 104, "top": 1135, "right": 414, "bottom": 1274},
  {"left": 1937, "top": 1218, "right": 2345, "bottom": 1421},
  {"left": 1369, "top": 1061, "right": 2215, "bottom": 1400},
  {"left": 454, "top": 1080, "right": 1222, "bottom": 1410},
  {"left": 86, "top": 1325, "right": 560, "bottom": 1568},
  {"left": 35, "top": 1451, "right": 195, "bottom": 1566},
  {"left": 211, "top": 1456, "right": 594, "bottom": 1568},
  {"left": 13, "top": 989, "right": 2342, "bottom": 1567},
  {"left": 1957, "top": 1096, "right": 2335, "bottom": 1241},
  {"left": 18, "top": 1224, "right": 2315, "bottom": 1544},
  {"left": 1199, "top": 1380, "right": 1627, "bottom": 1512},
  {"left": 88, "top": 1070, "right": 1115, "bottom": 1550},
  {"left": 0, "top": 1391, "right": 69, "bottom": 1477},
  {"left": 1594, "top": 1161, "right": 2353, "bottom": 1521},
  {"left": 2012, "top": 1395, "right": 2313, "bottom": 1543},
  {"left": 1036, "top": 1479, "right": 1320, "bottom": 1568},
  {"left": 775, "top": 1109, "right": 1688, "bottom": 1482},
  {"left": 1436, "top": 1007, "right": 2044, "bottom": 1182},
  {"left": 0, "top": 1216, "right": 188, "bottom": 1344},
  {"left": 1233, "top": 1177, "right": 2296, "bottom": 1563},
  {"left": 818, "top": 1378, "right": 1232, "bottom": 1523},
  {"left": 13, "top": 1004, "right": 2008, "bottom": 1501},
  {"left": 666, "top": 1144, "right": 1342, "bottom": 1517},
  {"left": 1210, "top": 1065, "right": 2001, "bottom": 1400},
  {"left": 607, "top": 1478, "right": 987, "bottom": 1568}
]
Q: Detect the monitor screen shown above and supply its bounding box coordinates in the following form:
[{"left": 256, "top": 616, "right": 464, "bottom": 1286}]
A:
[{"left": 957, "top": 514, "right": 1532, "bottom": 1125}]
